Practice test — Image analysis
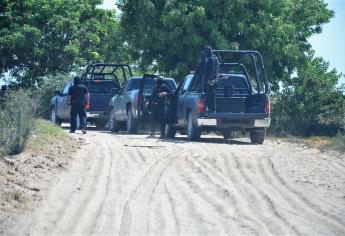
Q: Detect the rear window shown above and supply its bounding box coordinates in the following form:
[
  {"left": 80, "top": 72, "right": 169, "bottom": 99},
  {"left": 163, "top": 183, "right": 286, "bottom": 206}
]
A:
[
  {"left": 143, "top": 79, "right": 176, "bottom": 94},
  {"left": 86, "top": 81, "right": 117, "bottom": 94}
]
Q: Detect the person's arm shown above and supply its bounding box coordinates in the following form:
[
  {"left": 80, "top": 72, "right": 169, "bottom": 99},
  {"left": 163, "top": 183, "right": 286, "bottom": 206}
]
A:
[
  {"left": 158, "top": 84, "right": 170, "bottom": 97},
  {"left": 67, "top": 87, "right": 72, "bottom": 106}
]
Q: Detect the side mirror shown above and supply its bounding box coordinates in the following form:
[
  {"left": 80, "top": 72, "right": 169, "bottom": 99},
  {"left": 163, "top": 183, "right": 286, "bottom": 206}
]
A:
[
  {"left": 110, "top": 88, "right": 119, "bottom": 95},
  {"left": 54, "top": 90, "right": 61, "bottom": 96}
]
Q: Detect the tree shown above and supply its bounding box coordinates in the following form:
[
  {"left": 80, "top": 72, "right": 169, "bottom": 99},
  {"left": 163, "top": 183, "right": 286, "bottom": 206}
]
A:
[
  {"left": 118, "top": 0, "right": 333, "bottom": 85},
  {"left": 271, "top": 54, "right": 345, "bottom": 136},
  {"left": 0, "top": 0, "right": 128, "bottom": 86}
]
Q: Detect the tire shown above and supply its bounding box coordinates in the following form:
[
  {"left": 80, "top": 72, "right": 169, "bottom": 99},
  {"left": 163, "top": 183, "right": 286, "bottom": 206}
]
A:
[
  {"left": 250, "top": 128, "right": 265, "bottom": 144},
  {"left": 187, "top": 113, "right": 201, "bottom": 141},
  {"left": 127, "top": 108, "right": 138, "bottom": 134},
  {"left": 50, "top": 107, "right": 62, "bottom": 126},
  {"left": 223, "top": 131, "right": 238, "bottom": 139},
  {"left": 108, "top": 110, "right": 120, "bottom": 132},
  {"left": 165, "top": 124, "right": 177, "bottom": 138}
]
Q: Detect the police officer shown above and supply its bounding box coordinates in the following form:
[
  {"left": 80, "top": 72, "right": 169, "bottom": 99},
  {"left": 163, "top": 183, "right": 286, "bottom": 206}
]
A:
[
  {"left": 148, "top": 76, "right": 171, "bottom": 139},
  {"left": 203, "top": 46, "right": 219, "bottom": 111},
  {"left": 67, "top": 76, "right": 90, "bottom": 134}
]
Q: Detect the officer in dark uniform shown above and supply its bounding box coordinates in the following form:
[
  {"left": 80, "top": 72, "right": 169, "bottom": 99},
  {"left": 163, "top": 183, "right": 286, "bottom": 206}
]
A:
[
  {"left": 203, "top": 46, "right": 219, "bottom": 111},
  {"left": 148, "top": 76, "right": 171, "bottom": 139},
  {"left": 67, "top": 76, "right": 90, "bottom": 134}
]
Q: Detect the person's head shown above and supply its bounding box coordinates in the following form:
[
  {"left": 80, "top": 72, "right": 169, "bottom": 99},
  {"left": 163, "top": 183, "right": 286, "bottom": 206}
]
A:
[
  {"left": 73, "top": 76, "right": 81, "bottom": 85},
  {"left": 203, "top": 45, "right": 213, "bottom": 57},
  {"left": 200, "top": 50, "right": 206, "bottom": 60},
  {"left": 156, "top": 76, "right": 164, "bottom": 86}
]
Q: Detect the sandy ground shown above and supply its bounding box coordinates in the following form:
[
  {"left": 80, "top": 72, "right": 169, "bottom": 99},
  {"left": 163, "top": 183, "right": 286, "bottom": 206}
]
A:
[{"left": 4, "top": 129, "right": 345, "bottom": 236}]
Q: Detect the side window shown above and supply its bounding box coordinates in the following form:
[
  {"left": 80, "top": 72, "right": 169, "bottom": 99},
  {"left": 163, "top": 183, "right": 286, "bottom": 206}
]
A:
[
  {"left": 180, "top": 76, "right": 193, "bottom": 95},
  {"left": 63, "top": 83, "right": 71, "bottom": 95},
  {"left": 120, "top": 80, "right": 129, "bottom": 93}
]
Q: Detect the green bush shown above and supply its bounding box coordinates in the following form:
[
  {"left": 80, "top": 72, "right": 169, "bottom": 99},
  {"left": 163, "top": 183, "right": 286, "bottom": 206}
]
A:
[
  {"left": 0, "top": 90, "right": 35, "bottom": 157},
  {"left": 269, "top": 56, "right": 345, "bottom": 137},
  {"left": 34, "top": 73, "right": 71, "bottom": 118}
]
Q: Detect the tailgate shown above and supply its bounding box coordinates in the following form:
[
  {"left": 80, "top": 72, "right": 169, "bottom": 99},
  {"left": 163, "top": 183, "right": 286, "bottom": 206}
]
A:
[{"left": 89, "top": 94, "right": 113, "bottom": 111}]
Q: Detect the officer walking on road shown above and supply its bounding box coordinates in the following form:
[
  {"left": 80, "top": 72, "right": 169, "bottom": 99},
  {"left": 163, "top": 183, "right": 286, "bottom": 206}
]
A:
[
  {"left": 67, "top": 76, "right": 90, "bottom": 134},
  {"left": 148, "top": 76, "right": 171, "bottom": 139}
]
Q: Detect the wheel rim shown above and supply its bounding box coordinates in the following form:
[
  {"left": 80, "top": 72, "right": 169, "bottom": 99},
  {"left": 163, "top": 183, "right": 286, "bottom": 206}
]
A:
[
  {"left": 109, "top": 111, "right": 114, "bottom": 130},
  {"left": 51, "top": 109, "right": 56, "bottom": 124}
]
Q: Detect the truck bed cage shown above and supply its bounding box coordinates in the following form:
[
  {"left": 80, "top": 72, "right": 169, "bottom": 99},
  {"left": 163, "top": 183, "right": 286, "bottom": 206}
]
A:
[
  {"left": 80, "top": 63, "right": 133, "bottom": 88},
  {"left": 212, "top": 50, "right": 269, "bottom": 94}
]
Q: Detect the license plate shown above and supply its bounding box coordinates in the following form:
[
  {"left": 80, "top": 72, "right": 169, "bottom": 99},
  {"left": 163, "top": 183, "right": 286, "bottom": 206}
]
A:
[{"left": 197, "top": 119, "right": 217, "bottom": 126}]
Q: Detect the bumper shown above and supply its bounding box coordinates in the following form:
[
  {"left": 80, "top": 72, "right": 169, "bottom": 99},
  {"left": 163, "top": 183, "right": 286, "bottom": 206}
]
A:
[{"left": 197, "top": 117, "right": 271, "bottom": 128}]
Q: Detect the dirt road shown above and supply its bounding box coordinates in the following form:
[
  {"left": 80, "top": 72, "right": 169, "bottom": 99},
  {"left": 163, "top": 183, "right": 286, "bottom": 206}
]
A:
[{"left": 12, "top": 130, "right": 345, "bottom": 236}]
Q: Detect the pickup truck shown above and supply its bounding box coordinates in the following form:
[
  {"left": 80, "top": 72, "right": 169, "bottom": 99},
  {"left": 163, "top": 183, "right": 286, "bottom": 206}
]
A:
[
  {"left": 108, "top": 75, "right": 177, "bottom": 133},
  {"left": 50, "top": 63, "right": 132, "bottom": 128},
  {"left": 140, "top": 50, "right": 270, "bottom": 144}
]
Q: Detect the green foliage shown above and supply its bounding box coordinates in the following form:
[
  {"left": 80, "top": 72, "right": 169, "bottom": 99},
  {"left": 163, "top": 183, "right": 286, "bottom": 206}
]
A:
[
  {"left": 0, "top": 0, "right": 129, "bottom": 87},
  {"left": 0, "top": 90, "right": 35, "bottom": 157},
  {"left": 118, "top": 0, "right": 333, "bottom": 83},
  {"left": 270, "top": 55, "right": 345, "bottom": 136},
  {"left": 33, "top": 73, "right": 71, "bottom": 118}
]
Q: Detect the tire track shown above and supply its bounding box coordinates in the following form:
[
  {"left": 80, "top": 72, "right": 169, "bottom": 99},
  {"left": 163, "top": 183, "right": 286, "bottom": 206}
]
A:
[{"left": 263, "top": 155, "right": 345, "bottom": 233}]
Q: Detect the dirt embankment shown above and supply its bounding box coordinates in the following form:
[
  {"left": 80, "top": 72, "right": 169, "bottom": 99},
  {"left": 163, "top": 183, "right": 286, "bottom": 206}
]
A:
[
  {"left": 0, "top": 121, "right": 82, "bottom": 235},
  {"left": 3, "top": 130, "right": 344, "bottom": 236}
]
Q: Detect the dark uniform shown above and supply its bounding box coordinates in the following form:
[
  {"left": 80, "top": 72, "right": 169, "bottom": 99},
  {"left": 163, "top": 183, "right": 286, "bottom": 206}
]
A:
[
  {"left": 203, "top": 46, "right": 219, "bottom": 111},
  {"left": 149, "top": 79, "right": 171, "bottom": 138},
  {"left": 68, "top": 82, "right": 88, "bottom": 132}
]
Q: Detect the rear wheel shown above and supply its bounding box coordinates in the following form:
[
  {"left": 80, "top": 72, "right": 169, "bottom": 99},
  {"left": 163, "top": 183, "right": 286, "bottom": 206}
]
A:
[
  {"left": 127, "top": 108, "right": 138, "bottom": 134},
  {"left": 50, "top": 107, "right": 62, "bottom": 126},
  {"left": 165, "top": 124, "right": 177, "bottom": 138},
  {"left": 250, "top": 128, "right": 265, "bottom": 144},
  {"left": 187, "top": 113, "right": 201, "bottom": 141},
  {"left": 109, "top": 110, "right": 120, "bottom": 132}
]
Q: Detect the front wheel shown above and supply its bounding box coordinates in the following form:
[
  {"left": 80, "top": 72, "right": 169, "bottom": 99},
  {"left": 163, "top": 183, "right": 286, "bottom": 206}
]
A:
[
  {"left": 250, "top": 128, "right": 265, "bottom": 144},
  {"left": 109, "top": 110, "right": 120, "bottom": 132},
  {"left": 50, "top": 107, "right": 62, "bottom": 126},
  {"left": 127, "top": 108, "right": 138, "bottom": 134},
  {"left": 95, "top": 120, "right": 106, "bottom": 129},
  {"left": 187, "top": 113, "right": 201, "bottom": 141},
  {"left": 165, "top": 124, "right": 177, "bottom": 138}
]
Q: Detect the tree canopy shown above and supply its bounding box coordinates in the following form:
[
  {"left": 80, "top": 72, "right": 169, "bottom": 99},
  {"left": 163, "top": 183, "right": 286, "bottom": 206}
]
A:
[
  {"left": 119, "top": 0, "right": 333, "bottom": 86},
  {"left": 0, "top": 0, "right": 126, "bottom": 86}
]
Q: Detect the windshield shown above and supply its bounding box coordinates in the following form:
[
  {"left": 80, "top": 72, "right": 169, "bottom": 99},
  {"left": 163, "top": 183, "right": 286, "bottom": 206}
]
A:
[{"left": 85, "top": 80, "right": 117, "bottom": 94}]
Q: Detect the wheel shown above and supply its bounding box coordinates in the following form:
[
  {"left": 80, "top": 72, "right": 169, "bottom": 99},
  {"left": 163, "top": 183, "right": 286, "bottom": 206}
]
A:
[
  {"left": 223, "top": 131, "right": 238, "bottom": 139},
  {"left": 50, "top": 107, "right": 62, "bottom": 126},
  {"left": 108, "top": 110, "right": 120, "bottom": 132},
  {"left": 165, "top": 124, "right": 177, "bottom": 138},
  {"left": 187, "top": 113, "right": 201, "bottom": 141},
  {"left": 95, "top": 120, "right": 106, "bottom": 129},
  {"left": 250, "top": 128, "right": 265, "bottom": 144},
  {"left": 127, "top": 108, "right": 138, "bottom": 134}
]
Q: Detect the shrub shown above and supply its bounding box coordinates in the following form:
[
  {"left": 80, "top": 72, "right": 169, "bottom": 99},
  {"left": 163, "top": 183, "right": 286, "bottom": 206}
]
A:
[
  {"left": 0, "top": 90, "right": 35, "bottom": 157},
  {"left": 34, "top": 73, "right": 71, "bottom": 118}
]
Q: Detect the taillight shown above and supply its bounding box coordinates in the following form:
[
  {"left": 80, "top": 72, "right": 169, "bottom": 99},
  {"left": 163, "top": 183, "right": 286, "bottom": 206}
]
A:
[
  {"left": 197, "top": 98, "right": 206, "bottom": 113},
  {"left": 265, "top": 95, "right": 270, "bottom": 114}
]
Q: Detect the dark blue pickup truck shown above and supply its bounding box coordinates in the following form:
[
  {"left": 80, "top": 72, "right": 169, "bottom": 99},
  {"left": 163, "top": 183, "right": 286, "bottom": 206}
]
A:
[
  {"left": 50, "top": 63, "right": 132, "bottom": 128},
  {"left": 155, "top": 50, "right": 270, "bottom": 144}
]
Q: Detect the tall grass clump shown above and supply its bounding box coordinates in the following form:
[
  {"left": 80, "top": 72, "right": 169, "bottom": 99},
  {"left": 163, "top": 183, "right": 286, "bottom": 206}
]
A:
[{"left": 0, "top": 90, "right": 35, "bottom": 157}]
